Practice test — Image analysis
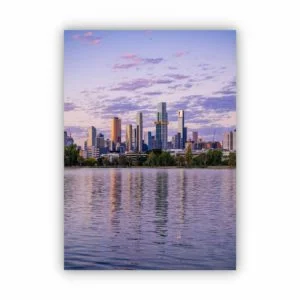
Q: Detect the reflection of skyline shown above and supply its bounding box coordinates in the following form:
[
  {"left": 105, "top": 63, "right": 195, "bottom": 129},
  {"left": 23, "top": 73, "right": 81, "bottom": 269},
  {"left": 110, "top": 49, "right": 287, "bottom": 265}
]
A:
[
  {"left": 155, "top": 171, "right": 169, "bottom": 240},
  {"left": 109, "top": 169, "right": 122, "bottom": 232},
  {"left": 178, "top": 169, "right": 187, "bottom": 223}
]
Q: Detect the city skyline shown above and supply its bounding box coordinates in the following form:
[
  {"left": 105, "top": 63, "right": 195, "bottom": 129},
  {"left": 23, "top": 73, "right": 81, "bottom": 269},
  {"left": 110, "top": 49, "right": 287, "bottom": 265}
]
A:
[{"left": 64, "top": 30, "right": 236, "bottom": 148}]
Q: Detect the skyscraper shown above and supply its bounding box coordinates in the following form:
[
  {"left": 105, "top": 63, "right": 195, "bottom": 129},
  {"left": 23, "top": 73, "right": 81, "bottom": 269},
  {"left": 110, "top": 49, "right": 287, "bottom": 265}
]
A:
[
  {"left": 144, "top": 131, "right": 152, "bottom": 151},
  {"left": 111, "top": 117, "right": 121, "bottom": 144},
  {"left": 155, "top": 102, "right": 168, "bottom": 150},
  {"left": 126, "top": 124, "right": 133, "bottom": 151},
  {"left": 223, "top": 132, "right": 230, "bottom": 150},
  {"left": 87, "top": 126, "right": 96, "bottom": 147},
  {"left": 96, "top": 133, "right": 105, "bottom": 148},
  {"left": 192, "top": 131, "right": 198, "bottom": 143},
  {"left": 177, "top": 110, "right": 186, "bottom": 149},
  {"left": 136, "top": 112, "right": 143, "bottom": 152}
]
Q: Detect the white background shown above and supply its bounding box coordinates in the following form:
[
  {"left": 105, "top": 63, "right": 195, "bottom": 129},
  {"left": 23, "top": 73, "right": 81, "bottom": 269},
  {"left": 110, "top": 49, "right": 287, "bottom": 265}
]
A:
[{"left": 1, "top": 0, "right": 300, "bottom": 299}]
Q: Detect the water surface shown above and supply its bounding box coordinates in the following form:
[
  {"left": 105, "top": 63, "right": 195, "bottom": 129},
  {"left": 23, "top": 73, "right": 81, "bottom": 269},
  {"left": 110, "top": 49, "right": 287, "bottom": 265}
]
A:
[{"left": 64, "top": 168, "right": 236, "bottom": 270}]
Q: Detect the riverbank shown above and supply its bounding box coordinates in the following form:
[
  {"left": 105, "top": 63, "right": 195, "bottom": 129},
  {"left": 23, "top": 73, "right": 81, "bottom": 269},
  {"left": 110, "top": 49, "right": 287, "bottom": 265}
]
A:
[{"left": 64, "top": 165, "right": 235, "bottom": 169}]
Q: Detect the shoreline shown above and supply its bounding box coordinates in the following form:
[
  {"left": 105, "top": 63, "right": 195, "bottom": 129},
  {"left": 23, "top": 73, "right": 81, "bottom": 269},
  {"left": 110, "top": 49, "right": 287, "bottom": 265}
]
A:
[{"left": 64, "top": 165, "right": 235, "bottom": 169}]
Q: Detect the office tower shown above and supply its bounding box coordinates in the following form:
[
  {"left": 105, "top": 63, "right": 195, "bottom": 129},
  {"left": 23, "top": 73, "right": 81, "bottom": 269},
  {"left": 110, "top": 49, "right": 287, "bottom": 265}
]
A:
[
  {"left": 133, "top": 127, "right": 137, "bottom": 151},
  {"left": 136, "top": 112, "right": 143, "bottom": 152},
  {"left": 223, "top": 132, "right": 230, "bottom": 150},
  {"left": 126, "top": 124, "right": 133, "bottom": 151},
  {"left": 111, "top": 117, "right": 121, "bottom": 144},
  {"left": 155, "top": 102, "right": 168, "bottom": 150},
  {"left": 174, "top": 132, "right": 181, "bottom": 149},
  {"left": 232, "top": 129, "right": 236, "bottom": 151},
  {"left": 177, "top": 110, "right": 187, "bottom": 149},
  {"left": 192, "top": 131, "right": 198, "bottom": 143},
  {"left": 87, "top": 126, "right": 96, "bottom": 147},
  {"left": 64, "top": 131, "right": 67, "bottom": 146},
  {"left": 96, "top": 133, "right": 105, "bottom": 148},
  {"left": 144, "top": 131, "right": 152, "bottom": 151}
]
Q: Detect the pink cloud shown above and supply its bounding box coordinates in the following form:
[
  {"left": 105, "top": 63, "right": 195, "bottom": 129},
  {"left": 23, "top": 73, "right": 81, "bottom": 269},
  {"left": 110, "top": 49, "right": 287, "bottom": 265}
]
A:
[
  {"left": 121, "top": 53, "right": 139, "bottom": 60},
  {"left": 174, "top": 51, "right": 189, "bottom": 57},
  {"left": 72, "top": 32, "right": 101, "bottom": 45},
  {"left": 84, "top": 32, "right": 93, "bottom": 37}
]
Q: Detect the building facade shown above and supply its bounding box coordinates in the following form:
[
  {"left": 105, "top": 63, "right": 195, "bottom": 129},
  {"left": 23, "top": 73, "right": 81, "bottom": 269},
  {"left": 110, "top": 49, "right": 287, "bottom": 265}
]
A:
[
  {"left": 155, "top": 102, "right": 168, "bottom": 150},
  {"left": 126, "top": 124, "right": 133, "bottom": 151},
  {"left": 136, "top": 112, "right": 143, "bottom": 152},
  {"left": 87, "top": 126, "right": 96, "bottom": 147},
  {"left": 111, "top": 117, "right": 121, "bottom": 144}
]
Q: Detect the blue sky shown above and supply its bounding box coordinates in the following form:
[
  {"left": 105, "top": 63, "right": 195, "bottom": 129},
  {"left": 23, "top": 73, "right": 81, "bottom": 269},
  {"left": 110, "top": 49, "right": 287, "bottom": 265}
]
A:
[{"left": 64, "top": 30, "right": 236, "bottom": 147}]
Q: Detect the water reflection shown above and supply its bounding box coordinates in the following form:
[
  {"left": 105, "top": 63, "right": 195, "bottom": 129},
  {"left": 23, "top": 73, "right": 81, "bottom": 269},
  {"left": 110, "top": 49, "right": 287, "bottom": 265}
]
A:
[
  {"left": 155, "top": 171, "right": 168, "bottom": 239},
  {"left": 64, "top": 168, "right": 236, "bottom": 270},
  {"left": 109, "top": 169, "right": 122, "bottom": 232}
]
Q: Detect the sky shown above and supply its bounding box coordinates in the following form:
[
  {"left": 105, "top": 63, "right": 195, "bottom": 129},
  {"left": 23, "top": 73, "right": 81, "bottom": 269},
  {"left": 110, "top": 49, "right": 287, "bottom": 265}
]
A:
[{"left": 64, "top": 30, "right": 236, "bottom": 147}]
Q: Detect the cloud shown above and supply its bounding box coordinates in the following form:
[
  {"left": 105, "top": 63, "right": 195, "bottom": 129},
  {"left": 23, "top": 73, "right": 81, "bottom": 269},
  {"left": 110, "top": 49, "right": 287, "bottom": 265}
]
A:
[
  {"left": 213, "top": 78, "right": 236, "bottom": 96},
  {"left": 72, "top": 32, "right": 101, "bottom": 45},
  {"left": 121, "top": 53, "right": 139, "bottom": 60},
  {"left": 113, "top": 54, "right": 164, "bottom": 69},
  {"left": 143, "top": 58, "right": 164, "bottom": 64},
  {"left": 168, "top": 84, "right": 182, "bottom": 89},
  {"left": 111, "top": 78, "right": 152, "bottom": 91},
  {"left": 184, "top": 83, "right": 193, "bottom": 89},
  {"left": 202, "top": 95, "right": 236, "bottom": 113},
  {"left": 143, "top": 91, "right": 163, "bottom": 96},
  {"left": 174, "top": 51, "right": 188, "bottom": 57},
  {"left": 64, "top": 102, "right": 77, "bottom": 112},
  {"left": 113, "top": 63, "right": 139, "bottom": 69},
  {"left": 165, "top": 73, "right": 189, "bottom": 80},
  {"left": 155, "top": 79, "right": 173, "bottom": 84}
]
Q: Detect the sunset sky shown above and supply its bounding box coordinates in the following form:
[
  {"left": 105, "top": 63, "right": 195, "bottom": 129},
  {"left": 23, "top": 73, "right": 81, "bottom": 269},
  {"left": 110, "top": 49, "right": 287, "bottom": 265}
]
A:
[{"left": 64, "top": 30, "right": 236, "bottom": 147}]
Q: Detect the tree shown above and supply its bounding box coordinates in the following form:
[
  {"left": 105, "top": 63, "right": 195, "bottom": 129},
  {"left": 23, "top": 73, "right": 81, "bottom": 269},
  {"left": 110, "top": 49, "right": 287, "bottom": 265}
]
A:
[
  {"left": 145, "top": 152, "right": 157, "bottom": 167},
  {"left": 64, "top": 144, "right": 79, "bottom": 166},
  {"left": 185, "top": 144, "right": 193, "bottom": 167},
  {"left": 118, "top": 155, "right": 128, "bottom": 167},
  {"left": 228, "top": 152, "right": 236, "bottom": 167},
  {"left": 85, "top": 157, "right": 97, "bottom": 166},
  {"left": 175, "top": 155, "right": 185, "bottom": 167}
]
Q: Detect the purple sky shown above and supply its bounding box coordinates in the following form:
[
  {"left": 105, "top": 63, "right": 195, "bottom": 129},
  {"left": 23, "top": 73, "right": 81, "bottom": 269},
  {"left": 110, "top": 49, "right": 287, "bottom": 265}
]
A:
[{"left": 64, "top": 30, "right": 236, "bottom": 147}]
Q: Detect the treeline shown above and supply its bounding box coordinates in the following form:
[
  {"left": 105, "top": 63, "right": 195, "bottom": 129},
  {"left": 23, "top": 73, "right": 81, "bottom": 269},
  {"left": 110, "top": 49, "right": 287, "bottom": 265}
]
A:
[{"left": 64, "top": 144, "right": 236, "bottom": 168}]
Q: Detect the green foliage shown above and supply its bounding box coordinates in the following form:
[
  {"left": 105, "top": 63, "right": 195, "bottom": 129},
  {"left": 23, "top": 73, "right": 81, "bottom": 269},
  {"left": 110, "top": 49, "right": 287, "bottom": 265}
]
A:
[
  {"left": 206, "top": 149, "right": 222, "bottom": 166},
  {"left": 85, "top": 157, "right": 97, "bottom": 166},
  {"left": 64, "top": 144, "right": 79, "bottom": 166},
  {"left": 145, "top": 152, "right": 158, "bottom": 166},
  {"left": 228, "top": 152, "right": 236, "bottom": 167},
  {"left": 185, "top": 144, "right": 193, "bottom": 167},
  {"left": 175, "top": 155, "right": 185, "bottom": 167}
]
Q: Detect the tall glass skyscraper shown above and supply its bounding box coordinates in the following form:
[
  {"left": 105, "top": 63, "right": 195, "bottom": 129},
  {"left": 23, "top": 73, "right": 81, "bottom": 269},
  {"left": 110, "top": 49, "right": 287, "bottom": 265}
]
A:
[
  {"left": 177, "top": 110, "right": 187, "bottom": 149},
  {"left": 136, "top": 112, "right": 143, "bottom": 152},
  {"left": 87, "top": 126, "right": 96, "bottom": 147},
  {"left": 126, "top": 124, "right": 133, "bottom": 151},
  {"left": 155, "top": 102, "right": 168, "bottom": 150}
]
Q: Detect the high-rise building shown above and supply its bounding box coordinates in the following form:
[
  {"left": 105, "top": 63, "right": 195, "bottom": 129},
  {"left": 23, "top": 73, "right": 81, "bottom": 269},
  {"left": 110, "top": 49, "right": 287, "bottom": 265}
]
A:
[
  {"left": 155, "top": 102, "right": 168, "bottom": 150},
  {"left": 222, "top": 129, "right": 236, "bottom": 151},
  {"left": 136, "top": 112, "right": 143, "bottom": 152},
  {"left": 133, "top": 127, "right": 137, "bottom": 151},
  {"left": 87, "top": 126, "right": 96, "bottom": 147},
  {"left": 96, "top": 133, "right": 105, "bottom": 148},
  {"left": 177, "top": 110, "right": 187, "bottom": 149},
  {"left": 232, "top": 129, "right": 236, "bottom": 151},
  {"left": 192, "top": 131, "right": 198, "bottom": 143},
  {"left": 111, "top": 117, "right": 121, "bottom": 144},
  {"left": 64, "top": 131, "right": 67, "bottom": 146},
  {"left": 126, "top": 124, "right": 133, "bottom": 151},
  {"left": 144, "top": 131, "right": 152, "bottom": 151}
]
